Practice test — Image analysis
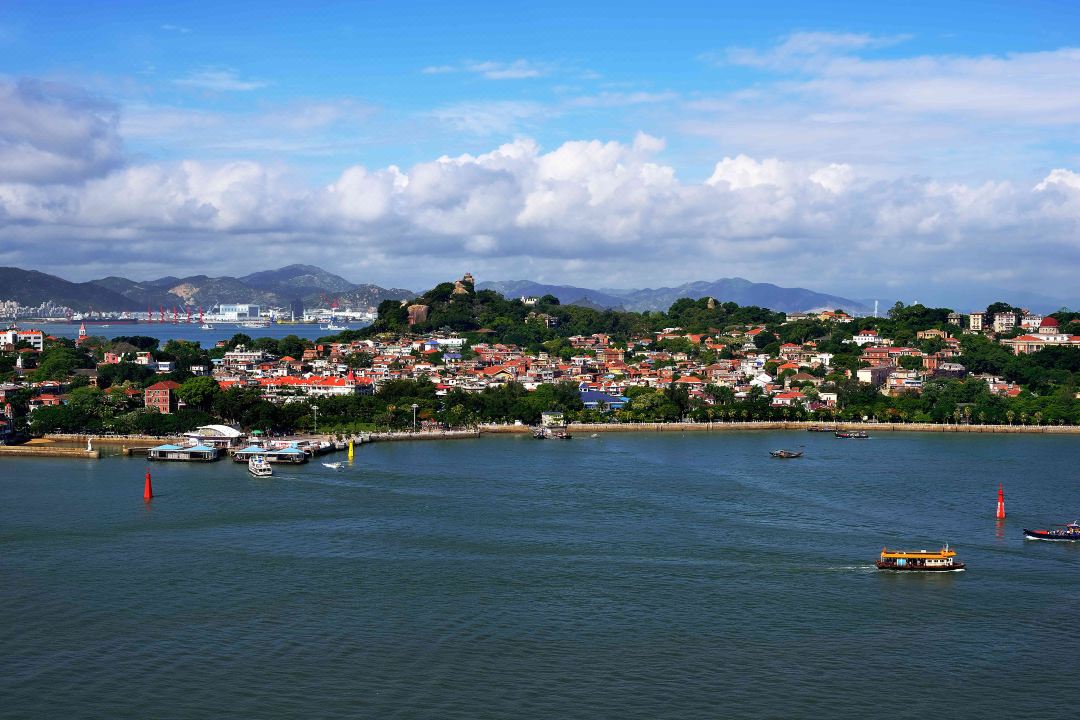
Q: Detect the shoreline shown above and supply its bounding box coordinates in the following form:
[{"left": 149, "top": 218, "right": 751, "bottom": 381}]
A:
[{"left": 2, "top": 420, "right": 1074, "bottom": 460}]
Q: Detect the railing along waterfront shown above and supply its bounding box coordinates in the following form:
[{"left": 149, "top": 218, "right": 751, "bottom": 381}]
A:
[{"left": 479, "top": 421, "right": 1080, "bottom": 435}]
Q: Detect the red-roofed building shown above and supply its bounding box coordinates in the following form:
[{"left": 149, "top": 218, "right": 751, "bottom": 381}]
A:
[{"left": 145, "top": 380, "right": 182, "bottom": 414}]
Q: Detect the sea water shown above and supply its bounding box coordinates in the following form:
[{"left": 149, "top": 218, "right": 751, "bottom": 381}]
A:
[{"left": 1, "top": 431, "right": 1078, "bottom": 718}]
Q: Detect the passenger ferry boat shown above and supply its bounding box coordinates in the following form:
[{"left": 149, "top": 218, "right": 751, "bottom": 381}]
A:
[
  {"left": 876, "top": 544, "right": 965, "bottom": 572},
  {"left": 248, "top": 456, "right": 273, "bottom": 477},
  {"left": 1023, "top": 521, "right": 1080, "bottom": 541}
]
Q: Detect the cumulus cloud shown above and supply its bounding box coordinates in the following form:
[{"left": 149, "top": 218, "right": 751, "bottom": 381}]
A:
[
  {"left": 0, "top": 78, "right": 123, "bottom": 183},
  {"left": 2, "top": 131, "right": 1078, "bottom": 299}
]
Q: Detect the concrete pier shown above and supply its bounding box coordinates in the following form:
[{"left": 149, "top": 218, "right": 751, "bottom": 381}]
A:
[{"left": 0, "top": 445, "right": 100, "bottom": 459}]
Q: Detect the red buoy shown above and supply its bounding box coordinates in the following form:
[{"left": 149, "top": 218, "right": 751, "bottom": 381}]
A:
[
  {"left": 996, "top": 483, "right": 1005, "bottom": 519},
  {"left": 144, "top": 471, "right": 154, "bottom": 502}
]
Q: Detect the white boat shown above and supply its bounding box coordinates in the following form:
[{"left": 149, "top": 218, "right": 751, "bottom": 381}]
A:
[
  {"left": 241, "top": 320, "right": 270, "bottom": 329},
  {"left": 200, "top": 323, "right": 214, "bottom": 330},
  {"left": 248, "top": 457, "right": 273, "bottom": 477},
  {"left": 321, "top": 322, "right": 348, "bottom": 331},
  {"left": 322, "top": 462, "right": 343, "bottom": 470}
]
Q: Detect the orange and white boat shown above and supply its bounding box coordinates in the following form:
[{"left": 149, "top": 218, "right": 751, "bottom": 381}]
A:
[{"left": 876, "top": 544, "right": 965, "bottom": 572}]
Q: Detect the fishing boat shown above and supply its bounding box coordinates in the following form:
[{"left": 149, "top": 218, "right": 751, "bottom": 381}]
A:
[
  {"left": 322, "top": 461, "right": 344, "bottom": 471},
  {"left": 769, "top": 449, "right": 803, "bottom": 458},
  {"left": 876, "top": 544, "right": 965, "bottom": 572},
  {"left": 248, "top": 456, "right": 273, "bottom": 477},
  {"left": 835, "top": 430, "right": 869, "bottom": 439},
  {"left": 1023, "top": 521, "right": 1080, "bottom": 541}
]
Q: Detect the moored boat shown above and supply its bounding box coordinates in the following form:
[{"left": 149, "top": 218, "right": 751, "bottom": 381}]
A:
[
  {"left": 876, "top": 544, "right": 965, "bottom": 572},
  {"left": 806, "top": 426, "right": 837, "bottom": 432},
  {"left": 835, "top": 430, "right": 869, "bottom": 439},
  {"left": 1023, "top": 521, "right": 1080, "bottom": 541},
  {"left": 769, "top": 449, "right": 803, "bottom": 458}
]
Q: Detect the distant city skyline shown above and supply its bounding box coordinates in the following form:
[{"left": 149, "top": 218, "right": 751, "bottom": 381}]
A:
[{"left": 1, "top": 0, "right": 1079, "bottom": 307}]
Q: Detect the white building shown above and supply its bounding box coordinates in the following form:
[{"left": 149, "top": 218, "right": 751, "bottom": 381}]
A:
[
  {"left": 852, "top": 329, "right": 886, "bottom": 346},
  {"left": 0, "top": 328, "right": 44, "bottom": 351},
  {"left": 993, "top": 312, "right": 1017, "bottom": 333},
  {"left": 214, "top": 304, "right": 262, "bottom": 321}
]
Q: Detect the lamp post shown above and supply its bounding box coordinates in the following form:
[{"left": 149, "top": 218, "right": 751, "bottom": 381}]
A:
[{"left": 412, "top": 403, "right": 418, "bottom": 432}]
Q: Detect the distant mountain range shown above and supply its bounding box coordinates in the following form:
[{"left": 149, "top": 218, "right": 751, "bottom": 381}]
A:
[
  {"left": 0, "top": 265, "right": 414, "bottom": 312},
  {"left": 478, "top": 278, "right": 874, "bottom": 314},
  {"left": 8, "top": 264, "right": 1072, "bottom": 316}
]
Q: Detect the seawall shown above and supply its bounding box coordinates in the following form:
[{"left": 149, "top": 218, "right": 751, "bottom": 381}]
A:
[
  {"left": 478, "top": 421, "right": 1080, "bottom": 435},
  {"left": 0, "top": 445, "right": 100, "bottom": 459},
  {"left": 364, "top": 429, "right": 482, "bottom": 442},
  {"left": 44, "top": 433, "right": 183, "bottom": 446}
]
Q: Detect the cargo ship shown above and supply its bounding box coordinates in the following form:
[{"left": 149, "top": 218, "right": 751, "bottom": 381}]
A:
[{"left": 876, "top": 544, "right": 965, "bottom": 572}]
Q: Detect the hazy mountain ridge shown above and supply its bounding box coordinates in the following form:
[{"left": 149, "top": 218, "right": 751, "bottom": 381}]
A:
[
  {"left": 0, "top": 266, "right": 414, "bottom": 311},
  {"left": 0, "top": 267, "right": 139, "bottom": 311},
  {"left": 479, "top": 278, "right": 872, "bottom": 314},
  {"left": 476, "top": 281, "right": 628, "bottom": 310}
]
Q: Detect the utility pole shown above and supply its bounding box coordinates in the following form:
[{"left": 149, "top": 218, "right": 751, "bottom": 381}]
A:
[{"left": 412, "top": 403, "right": 418, "bottom": 432}]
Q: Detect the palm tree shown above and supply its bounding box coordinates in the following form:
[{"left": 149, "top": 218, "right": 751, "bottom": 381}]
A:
[{"left": 1006, "top": 410, "right": 1015, "bottom": 425}]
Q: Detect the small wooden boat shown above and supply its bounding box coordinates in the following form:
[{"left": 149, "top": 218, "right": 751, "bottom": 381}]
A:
[
  {"left": 1023, "top": 521, "right": 1080, "bottom": 541},
  {"left": 876, "top": 544, "right": 965, "bottom": 572},
  {"left": 835, "top": 430, "right": 869, "bottom": 439},
  {"left": 769, "top": 449, "right": 803, "bottom": 458}
]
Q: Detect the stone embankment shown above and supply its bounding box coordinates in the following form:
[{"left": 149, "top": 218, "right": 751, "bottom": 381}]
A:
[
  {"left": 478, "top": 421, "right": 1080, "bottom": 435},
  {"left": 557, "top": 418, "right": 1080, "bottom": 436},
  {"left": 0, "top": 443, "right": 100, "bottom": 459},
  {"left": 44, "top": 433, "right": 183, "bottom": 445},
  {"left": 363, "top": 429, "right": 482, "bottom": 442}
]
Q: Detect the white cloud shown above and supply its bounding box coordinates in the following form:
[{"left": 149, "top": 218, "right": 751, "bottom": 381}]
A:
[
  {"left": 2, "top": 131, "right": 1078, "bottom": 300},
  {"left": 0, "top": 78, "right": 123, "bottom": 183},
  {"left": 174, "top": 67, "right": 269, "bottom": 92},
  {"left": 431, "top": 100, "right": 548, "bottom": 135},
  {"left": 420, "top": 59, "right": 550, "bottom": 80},
  {"left": 568, "top": 91, "right": 678, "bottom": 108},
  {"left": 722, "top": 31, "right": 910, "bottom": 70},
  {"left": 2, "top": 76, "right": 1079, "bottom": 301},
  {"left": 689, "top": 38, "right": 1080, "bottom": 177}
]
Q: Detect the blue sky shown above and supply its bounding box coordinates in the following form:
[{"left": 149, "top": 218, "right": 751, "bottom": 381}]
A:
[{"left": 2, "top": 0, "right": 1080, "bottom": 307}]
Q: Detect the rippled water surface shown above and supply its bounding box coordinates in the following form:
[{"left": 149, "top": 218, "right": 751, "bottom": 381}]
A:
[{"left": 2, "top": 432, "right": 1079, "bottom": 718}]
